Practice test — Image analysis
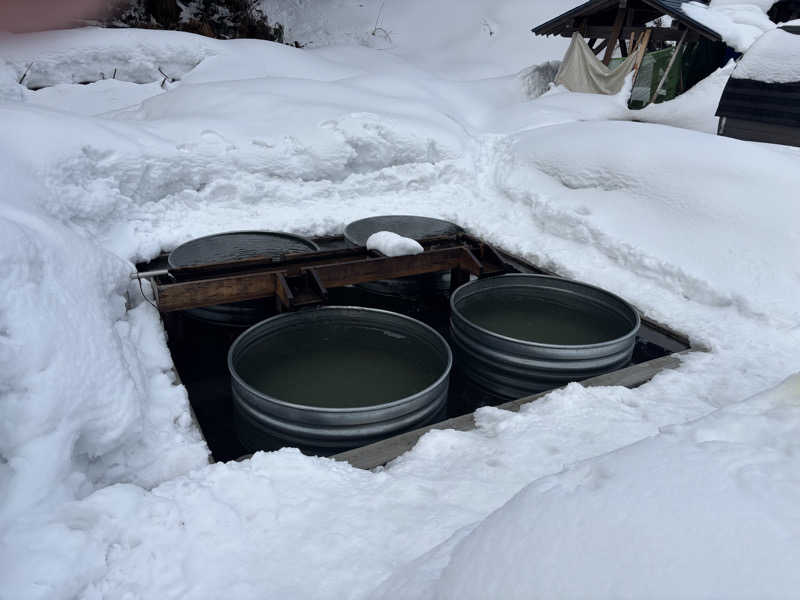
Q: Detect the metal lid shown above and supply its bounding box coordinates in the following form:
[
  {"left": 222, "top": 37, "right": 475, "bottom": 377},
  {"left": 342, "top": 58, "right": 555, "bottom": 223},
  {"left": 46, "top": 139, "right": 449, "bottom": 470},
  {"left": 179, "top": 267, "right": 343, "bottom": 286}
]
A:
[
  {"left": 168, "top": 231, "right": 319, "bottom": 270},
  {"left": 344, "top": 215, "right": 462, "bottom": 247}
]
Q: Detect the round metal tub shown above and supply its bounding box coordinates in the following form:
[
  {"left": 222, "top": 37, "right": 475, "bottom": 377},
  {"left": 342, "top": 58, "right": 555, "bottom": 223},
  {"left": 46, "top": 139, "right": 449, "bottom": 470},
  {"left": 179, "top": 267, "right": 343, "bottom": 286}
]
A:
[
  {"left": 450, "top": 274, "right": 640, "bottom": 399},
  {"left": 168, "top": 231, "right": 319, "bottom": 326},
  {"left": 344, "top": 215, "right": 462, "bottom": 297},
  {"left": 229, "top": 306, "right": 452, "bottom": 452}
]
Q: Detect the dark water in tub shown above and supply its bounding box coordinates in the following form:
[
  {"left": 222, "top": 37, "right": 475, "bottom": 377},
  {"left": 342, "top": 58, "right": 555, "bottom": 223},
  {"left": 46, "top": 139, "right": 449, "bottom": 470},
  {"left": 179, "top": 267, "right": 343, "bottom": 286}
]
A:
[
  {"left": 459, "top": 292, "right": 631, "bottom": 345},
  {"left": 235, "top": 324, "right": 444, "bottom": 409}
]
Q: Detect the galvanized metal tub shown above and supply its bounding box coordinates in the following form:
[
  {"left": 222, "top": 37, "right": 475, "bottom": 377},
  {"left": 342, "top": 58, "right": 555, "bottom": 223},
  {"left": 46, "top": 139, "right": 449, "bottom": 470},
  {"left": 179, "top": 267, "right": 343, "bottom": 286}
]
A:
[
  {"left": 168, "top": 231, "right": 319, "bottom": 326},
  {"left": 229, "top": 306, "right": 452, "bottom": 452},
  {"left": 344, "top": 215, "right": 462, "bottom": 297},
  {"left": 450, "top": 274, "right": 640, "bottom": 400}
]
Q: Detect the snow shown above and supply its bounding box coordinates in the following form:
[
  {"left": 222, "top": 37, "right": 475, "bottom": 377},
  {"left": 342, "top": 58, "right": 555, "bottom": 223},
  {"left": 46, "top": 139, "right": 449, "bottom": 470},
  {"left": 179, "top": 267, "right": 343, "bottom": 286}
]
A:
[
  {"left": 257, "top": 0, "right": 570, "bottom": 79},
  {"left": 733, "top": 26, "right": 800, "bottom": 82},
  {"left": 634, "top": 61, "right": 735, "bottom": 132},
  {"left": 0, "top": 156, "right": 208, "bottom": 525},
  {"left": 1, "top": 3, "right": 800, "bottom": 598},
  {"left": 366, "top": 231, "right": 424, "bottom": 256},
  {"left": 391, "top": 372, "right": 800, "bottom": 599},
  {"left": 0, "top": 27, "right": 215, "bottom": 89},
  {"left": 683, "top": 1, "right": 776, "bottom": 52}
]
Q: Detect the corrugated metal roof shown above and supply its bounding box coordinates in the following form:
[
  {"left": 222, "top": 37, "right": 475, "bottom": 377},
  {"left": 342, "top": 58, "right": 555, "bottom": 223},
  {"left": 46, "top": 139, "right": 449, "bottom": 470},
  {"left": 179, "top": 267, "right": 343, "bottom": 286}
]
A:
[
  {"left": 716, "top": 79, "right": 800, "bottom": 127},
  {"left": 532, "top": 0, "right": 619, "bottom": 36}
]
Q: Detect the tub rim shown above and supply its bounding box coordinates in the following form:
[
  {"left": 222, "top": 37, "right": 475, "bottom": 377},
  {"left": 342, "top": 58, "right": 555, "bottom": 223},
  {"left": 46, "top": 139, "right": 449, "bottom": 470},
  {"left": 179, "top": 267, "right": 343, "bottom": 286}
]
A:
[
  {"left": 450, "top": 273, "right": 641, "bottom": 350},
  {"left": 168, "top": 230, "right": 320, "bottom": 270},
  {"left": 228, "top": 305, "right": 453, "bottom": 415}
]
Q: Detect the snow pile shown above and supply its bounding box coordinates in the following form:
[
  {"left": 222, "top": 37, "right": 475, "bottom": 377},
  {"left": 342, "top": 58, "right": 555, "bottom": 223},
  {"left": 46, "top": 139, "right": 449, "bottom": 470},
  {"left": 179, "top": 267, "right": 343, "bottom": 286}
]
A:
[
  {"left": 259, "top": 0, "right": 570, "bottom": 78},
  {"left": 683, "top": 0, "right": 776, "bottom": 52},
  {"left": 635, "top": 60, "right": 735, "bottom": 132},
  {"left": 733, "top": 26, "right": 800, "bottom": 82},
  {"left": 0, "top": 156, "right": 208, "bottom": 526},
  {"left": 366, "top": 231, "right": 424, "bottom": 256},
  {"left": 0, "top": 29, "right": 360, "bottom": 116},
  {"left": 501, "top": 120, "right": 800, "bottom": 326},
  {"left": 390, "top": 372, "right": 800, "bottom": 599},
  {"left": 0, "top": 27, "right": 216, "bottom": 89}
]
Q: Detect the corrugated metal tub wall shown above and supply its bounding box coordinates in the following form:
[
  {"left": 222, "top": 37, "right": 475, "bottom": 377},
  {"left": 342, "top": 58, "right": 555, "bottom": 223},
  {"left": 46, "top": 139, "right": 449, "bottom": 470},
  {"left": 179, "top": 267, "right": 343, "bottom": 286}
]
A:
[
  {"left": 450, "top": 274, "right": 641, "bottom": 400},
  {"left": 229, "top": 307, "right": 452, "bottom": 453}
]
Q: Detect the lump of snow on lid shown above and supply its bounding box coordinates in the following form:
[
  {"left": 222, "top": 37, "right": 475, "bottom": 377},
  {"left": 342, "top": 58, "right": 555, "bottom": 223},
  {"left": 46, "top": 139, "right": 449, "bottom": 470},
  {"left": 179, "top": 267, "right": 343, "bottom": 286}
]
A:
[
  {"left": 366, "top": 231, "right": 424, "bottom": 257},
  {"left": 733, "top": 27, "right": 800, "bottom": 82}
]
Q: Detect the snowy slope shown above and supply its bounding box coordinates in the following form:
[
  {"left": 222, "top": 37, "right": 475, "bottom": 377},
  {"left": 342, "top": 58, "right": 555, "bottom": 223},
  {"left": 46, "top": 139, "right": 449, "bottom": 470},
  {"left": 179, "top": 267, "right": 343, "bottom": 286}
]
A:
[
  {"left": 383, "top": 373, "right": 800, "bottom": 599},
  {"left": 1, "top": 3, "right": 800, "bottom": 598},
  {"left": 258, "top": 0, "right": 571, "bottom": 78}
]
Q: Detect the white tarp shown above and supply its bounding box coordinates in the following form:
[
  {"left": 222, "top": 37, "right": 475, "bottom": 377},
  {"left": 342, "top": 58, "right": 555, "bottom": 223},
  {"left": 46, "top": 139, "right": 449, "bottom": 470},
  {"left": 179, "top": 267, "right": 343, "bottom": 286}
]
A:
[{"left": 555, "top": 33, "right": 637, "bottom": 94}]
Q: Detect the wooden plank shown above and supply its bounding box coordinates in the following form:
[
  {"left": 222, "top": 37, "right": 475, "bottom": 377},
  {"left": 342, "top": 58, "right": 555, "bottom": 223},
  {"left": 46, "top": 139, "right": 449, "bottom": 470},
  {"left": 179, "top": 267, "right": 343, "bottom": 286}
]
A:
[
  {"left": 591, "top": 38, "right": 609, "bottom": 55},
  {"left": 603, "top": 5, "right": 627, "bottom": 65},
  {"left": 313, "top": 247, "right": 481, "bottom": 288},
  {"left": 333, "top": 351, "right": 689, "bottom": 470},
  {"left": 274, "top": 273, "right": 293, "bottom": 309},
  {"left": 632, "top": 29, "right": 652, "bottom": 76},
  {"left": 562, "top": 25, "right": 696, "bottom": 43},
  {"left": 649, "top": 28, "right": 687, "bottom": 105},
  {"left": 618, "top": 34, "right": 628, "bottom": 57},
  {"left": 157, "top": 270, "right": 279, "bottom": 312},
  {"left": 155, "top": 245, "right": 497, "bottom": 312}
]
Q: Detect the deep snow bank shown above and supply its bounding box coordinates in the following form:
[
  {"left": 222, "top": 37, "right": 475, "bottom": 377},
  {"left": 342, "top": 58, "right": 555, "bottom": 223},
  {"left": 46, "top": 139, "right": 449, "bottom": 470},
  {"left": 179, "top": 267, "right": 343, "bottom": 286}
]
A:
[
  {"left": 0, "top": 28, "right": 360, "bottom": 116},
  {"left": 259, "top": 0, "right": 570, "bottom": 78},
  {"left": 0, "top": 156, "right": 208, "bottom": 524},
  {"left": 500, "top": 120, "right": 800, "bottom": 327},
  {"left": 420, "top": 372, "right": 800, "bottom": 599},
  {"left": 0, "top": 27, "right": 216, "bottom": 89}
]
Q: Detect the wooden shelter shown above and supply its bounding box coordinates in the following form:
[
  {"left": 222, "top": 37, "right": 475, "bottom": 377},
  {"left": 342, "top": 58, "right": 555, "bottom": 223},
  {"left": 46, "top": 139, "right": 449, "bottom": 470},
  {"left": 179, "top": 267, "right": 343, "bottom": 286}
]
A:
[
  {"left": 532, "top": 0, "right": 729, "bottom": 106},
  {"left": 533, "top": 0, "right": 722, "bottom": 65}
]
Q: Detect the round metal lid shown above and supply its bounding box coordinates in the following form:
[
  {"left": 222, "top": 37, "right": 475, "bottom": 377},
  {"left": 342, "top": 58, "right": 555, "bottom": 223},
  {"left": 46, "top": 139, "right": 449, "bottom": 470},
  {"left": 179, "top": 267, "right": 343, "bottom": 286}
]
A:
[
  {"left": 168, "top": 231, "right": 319, "bottom": 270},
  {"left": 344, "top": 215, "right": 462, "bottom": 247}
]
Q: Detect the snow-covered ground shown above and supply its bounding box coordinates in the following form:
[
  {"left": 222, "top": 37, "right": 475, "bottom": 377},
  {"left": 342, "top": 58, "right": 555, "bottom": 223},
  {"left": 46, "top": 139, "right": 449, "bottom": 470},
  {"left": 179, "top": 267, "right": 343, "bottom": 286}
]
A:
[{"left": 1, "top": 1, "right": 800, "bottom": 598}]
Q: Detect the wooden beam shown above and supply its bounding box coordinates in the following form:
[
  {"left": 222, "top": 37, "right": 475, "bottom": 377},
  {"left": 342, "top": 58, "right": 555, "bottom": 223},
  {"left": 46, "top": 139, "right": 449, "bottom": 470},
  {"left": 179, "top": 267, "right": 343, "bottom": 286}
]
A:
[
  {"left": 591, "top": 39, "right": 608, "bottom": 55},
  {"left": 603, "top": 5, "right": 627, "bottom": 65},
  {"left": 154, "top": 244, "right": 505, "bottom": 313},
  {"left": 632, "top": 29, "right": 652, "bottom": 78},
  {"left": 333, "top": 351, "right": 690, "bottom": 470},
  {"left": 157, "top": 270, "right": 279, "bottom": 312},
  {"left": 313, "top": 247, "right": 481, "bottom": 289},
  {"left": 274, "top": 273, "right": 293, "bottom": 309},
  {"left": 619, "top": 34, "right": 628, "bottom": 57},
  {"left": 649, "top": 28, "right": 688, "bottom": 105},
  {"left": 561, "top": 25, "right": 698, "bottom": 43}
]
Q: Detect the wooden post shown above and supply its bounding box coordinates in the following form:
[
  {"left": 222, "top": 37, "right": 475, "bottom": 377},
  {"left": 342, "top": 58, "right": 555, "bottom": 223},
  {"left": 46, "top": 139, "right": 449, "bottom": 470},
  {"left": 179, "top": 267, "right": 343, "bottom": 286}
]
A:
[
  {"left": 592, "top": 39, "right": 608, "bottom": 55},
  {"left": 632, "top": 29, "right": 652, "bottom": 77},
  {"left": 603, "top": 2, "right": 627, "bottom": 65},
  {"left": 649, "top": 28, "right": 687, "bottom": 105},
  {"left": 619, "top": 35, "right": 628, "bottom": 57}
]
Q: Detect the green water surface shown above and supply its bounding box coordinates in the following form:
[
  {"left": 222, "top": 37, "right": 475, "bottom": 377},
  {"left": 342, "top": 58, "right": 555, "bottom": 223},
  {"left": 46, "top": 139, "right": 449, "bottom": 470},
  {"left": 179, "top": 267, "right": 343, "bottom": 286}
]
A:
[{"left": 236, "top": 324, "right": 443, "bottom": 409}]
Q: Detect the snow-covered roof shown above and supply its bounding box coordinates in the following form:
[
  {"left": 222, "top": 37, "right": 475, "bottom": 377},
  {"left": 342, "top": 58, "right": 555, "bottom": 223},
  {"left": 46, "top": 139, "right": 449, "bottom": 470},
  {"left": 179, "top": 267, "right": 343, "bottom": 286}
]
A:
[
  {"left": 682, "top": 1, "right": 778, "bottom": 52},
  {"left": 733, "top": 26, "right": 800, "bottom": 81}
]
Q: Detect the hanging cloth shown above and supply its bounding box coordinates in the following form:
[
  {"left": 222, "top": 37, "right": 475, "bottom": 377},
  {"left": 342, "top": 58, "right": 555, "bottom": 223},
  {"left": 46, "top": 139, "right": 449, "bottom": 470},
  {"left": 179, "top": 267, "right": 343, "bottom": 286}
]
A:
[{"left": 555, "top": 33, "right": 638, "bottom": 94}]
